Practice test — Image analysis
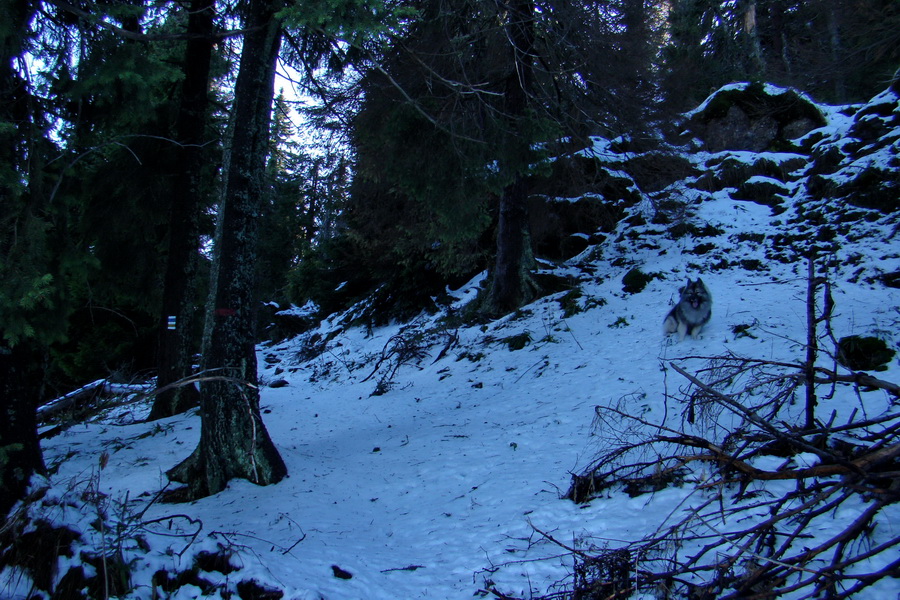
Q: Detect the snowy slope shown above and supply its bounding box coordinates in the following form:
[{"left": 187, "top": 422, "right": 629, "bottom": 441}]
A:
[{"left": 4, "top": 86, "right": 899, "bottom": 600}]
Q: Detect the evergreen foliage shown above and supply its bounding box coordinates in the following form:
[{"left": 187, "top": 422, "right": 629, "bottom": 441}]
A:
[
  {"left": 659, "top": 0, "right": 900, "bottom": 113},
  {"left": 325, "top": 7, "right": 523, "bottom": 311},
  {"left": 259, "top": 94, "right": 349, "bottom": 306}
]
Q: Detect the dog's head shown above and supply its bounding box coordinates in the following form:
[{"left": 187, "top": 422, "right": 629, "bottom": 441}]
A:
[{"left": 682, "top": 278, "right": 711, "bottom": 308}]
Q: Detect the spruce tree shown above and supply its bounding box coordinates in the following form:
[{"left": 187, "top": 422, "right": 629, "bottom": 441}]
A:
[
  {"left": 484, "top": 0, "right": 539, "bottom": 315},
  {"left": 0, "top": 0, "right": 81, "bottom": 515},
  {"left": 150, "top": 0, "right": 216, "bottom": 420},
  {"left": 167, "top": 0, "right": 287, "bottom": 498},
  {"left": 0, "top": 0, "right": 45, "bottom": 514}
]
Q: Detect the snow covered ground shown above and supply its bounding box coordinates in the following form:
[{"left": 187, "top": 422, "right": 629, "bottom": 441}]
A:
[{"left": 4, "top": 86, "right": 900, "bottom": 599}]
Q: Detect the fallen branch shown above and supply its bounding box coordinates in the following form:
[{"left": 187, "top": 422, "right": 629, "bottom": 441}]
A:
[
  {"left": 656, "top": 433, "right": 899, "bottom": 482},
  {"left": 37, "top": 370, "right": 258, "bottom": 427},
  {"left": 669, "top": 362, "right": 846, "bottom": 467},
  {"left": 37, "top": 379, "right": 153, "bottom": 421}
]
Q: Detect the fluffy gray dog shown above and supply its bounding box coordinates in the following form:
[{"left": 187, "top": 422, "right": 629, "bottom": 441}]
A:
[{"left": 664, "top": 278, "right": 712, "bottom": 341}]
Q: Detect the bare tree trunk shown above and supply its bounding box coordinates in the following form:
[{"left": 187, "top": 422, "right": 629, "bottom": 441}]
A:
[
  {"left": 804, "top": 258, "right": 819, "bottom": 431},
  {"left": 824, "top": 1, "right": 845, "bottom": 102},
  {"left": 742, "top": 0, "right": 765, "bottom": 79},
  {"left": 168, "top": 0, "right": 287, "bottom": 498},
  {"left": 150, "top": 0, "right": 215, "bottom": 420},
  {"left": 486, "top": 0, "right": 538, "bottom": 315},
  {"left": 767, "top": 1, "right": 792, "bottom": 78},
  {"left": 0, "top": 345, "right": 46, "bottom": 517},
  {"left": 490, "top": 177, "right": 536, "bottom": 314}
]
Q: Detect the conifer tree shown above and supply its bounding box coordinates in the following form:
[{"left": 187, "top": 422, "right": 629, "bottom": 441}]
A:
[
  {"left": 150, "top": 0, "right": 216, "bottom": 420},
  {"left": 484, "top": 0, "right": 540, "bottom": 315},
  {"left": 256, "top": 92, "right": 309, "bottom": 305},
  {"left": 340, "top": 0, "right": 669, "bottom": 317},
  {"left": 0, "top": 0, "right": 46, "bottom": 516},
  {"left": 167, "top": 0, "right": 287, "bottom": 498}
]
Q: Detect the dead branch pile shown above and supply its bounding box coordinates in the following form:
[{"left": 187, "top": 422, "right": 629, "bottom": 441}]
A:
[
  {"left": 361, "top": 325, "right": 458, "bottom": 395},
  {"left": 554, "top": 353, "right": 900, "bottom": 600}
]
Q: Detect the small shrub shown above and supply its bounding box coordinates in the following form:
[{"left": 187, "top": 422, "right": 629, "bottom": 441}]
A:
[
  {"left": 731, "top": 323, "right": 758, "bottom": 339},
  {"left": 740, "top": 258, "right": 765, "bottom": 271},
  {"left": 621, "top": 268, "right": 656, "bottom": 294},
  {"left": 688, "top": 242, "right": 717, "bottom": 255},
  {"left": 152, "top": 567, "right": 218, "bottom": 596},
  {"left": 732, "top": 232, "right": 765, "bottom": 244},
  {"left": 0, "top": 519, "right": 81, "bottom": 591},
  {"left": 501, "top": 332, "right": 532, "bottom": 351},
  {"left": 371, "top": 379, "right": 395, "bottom": 396},
  {"left": 80, "top": 552, "right": 133, "bottom": 598},
  {"left": 558, "top": 289, "right": 584, "bottom": 317},
  {"left": 878, "top": 271, "right": 900, "bottom": 289},
  {"left": 837, "top": 335, "right": 895, "bottom": 371},
  {"left": 584, "top": 297, "right": 608, "bottom": 311},
  {"left": 572, "top": 548, "right": 632, "bottom": 600},
  {"left": 194, "top": 549, "right": 239, "bottom": 574},
  {"left": 457, "top": 351, "right": 485, "bottom": 362},
  {"left": 294, "top": 332, "right": 328, "bottom": 363},
  {"left": 237, "top": 579, "right": 284, "bottom": 600},
  {"left": 608, "top": 316, "right": 630, "bottom": 329},
  {"left": 669, "top": 221, "right": 724, "bottom": 240}
]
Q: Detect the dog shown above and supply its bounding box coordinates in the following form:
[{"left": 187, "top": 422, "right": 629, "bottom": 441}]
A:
[{"left": 664, "top": 278, "right": 712, "bottom": 341}]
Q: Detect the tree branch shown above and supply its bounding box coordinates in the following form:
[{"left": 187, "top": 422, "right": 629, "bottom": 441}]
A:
[{"left": 45, "top": 0, "right": 256, "bottom": 42}]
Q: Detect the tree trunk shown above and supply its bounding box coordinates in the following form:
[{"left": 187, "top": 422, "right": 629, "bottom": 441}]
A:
[
  {"left": 168, "top": 0, "right": 287, "bottom": 498},
  {"left": 1, "top": 0, "right": 45, "bottom": 517},
  {"left": 149, "top": 0, "right": 215, "bottom": 420},
  {"left": 621, "top": 0, "right": 653, "bottom": 129},
  {"left": 742, "top": 0, "right": 765, "bottom": 79},
  {"left": 486, "top": 0, "right": 538, "bottom": 315},
  {"left": 824, "top": 1, "right": 845, "bottom": 102},
  {"left": 0, "top": 345, "right": 46, "bottom": 517},
  {"left": 490, "top": 177, "right": 536, "bottom": 314}
]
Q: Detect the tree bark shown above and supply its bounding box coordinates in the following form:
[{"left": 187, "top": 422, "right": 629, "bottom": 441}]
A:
[
  {"left": 742, "top": 0, "right": 765, "bottom": 79},
  {"left": 1, "top": 0, "right": 46, "bottom": 517},
  {"left": 486, "top": 0, "right": 538, "bottom": 315},
  {"left": 0, "top": 345, "right": 46, "bottom": 517},
  {"left": 490, "top": 176, "right": 536, "bottom": 314},
  {"left": 149, "top": 0, "right": 215, "bottom": 420},
  {"left": 824, "top": 1, "right": 845, "bottom": 102},
  {"left": 168, "top": 0, "right": 287, "bottom": 497},
  {"left": 804, "top": 261, "right": 818, "bottom": 430}
]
